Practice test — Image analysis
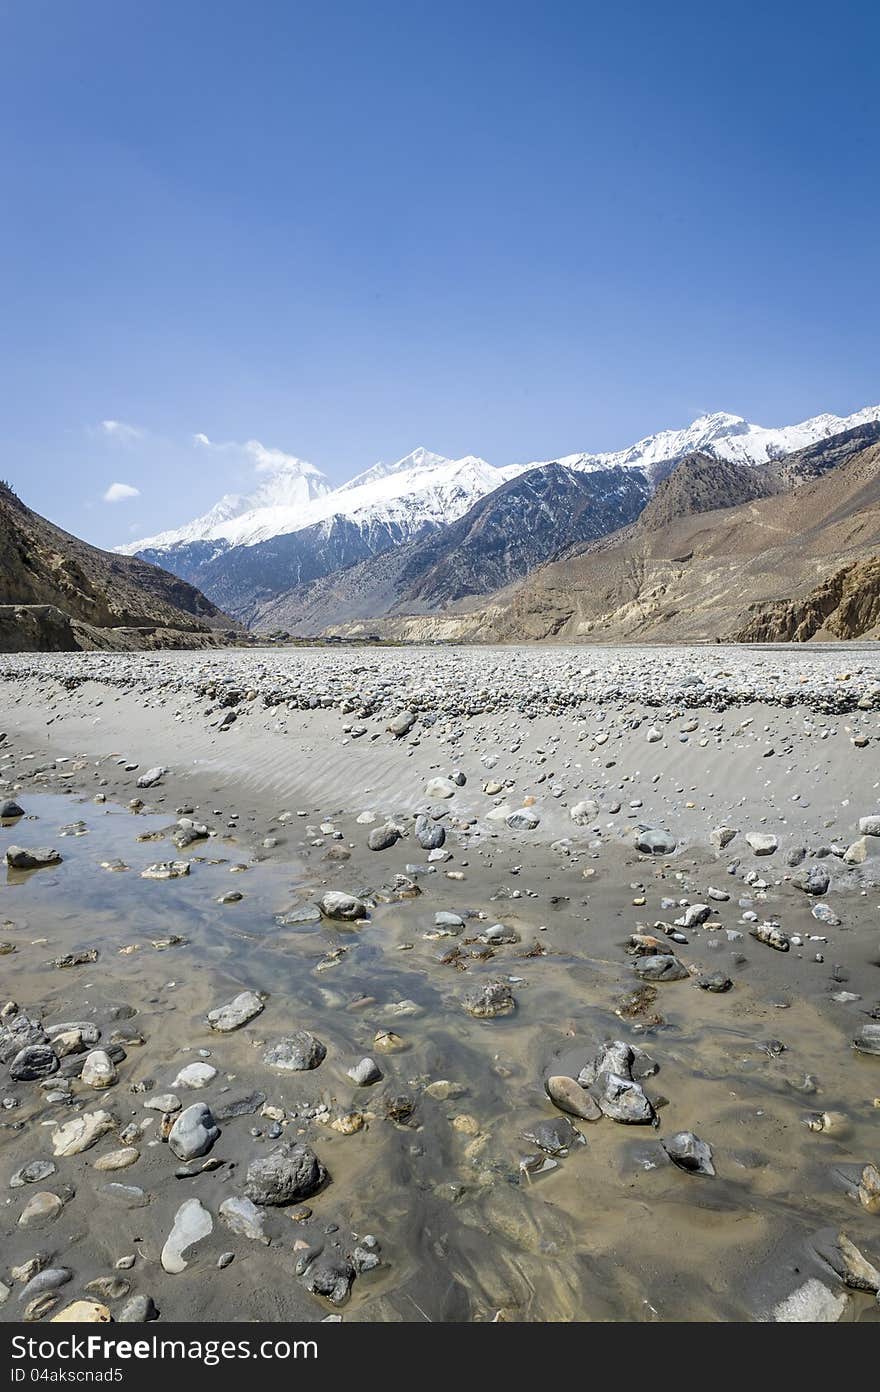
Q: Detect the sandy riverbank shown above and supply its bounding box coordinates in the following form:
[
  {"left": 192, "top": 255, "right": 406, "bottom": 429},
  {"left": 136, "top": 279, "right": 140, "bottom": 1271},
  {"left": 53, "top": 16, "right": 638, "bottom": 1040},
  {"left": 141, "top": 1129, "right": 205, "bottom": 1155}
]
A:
[{"left": 0, "top": 647, "right": 879, "bottom": 1322}]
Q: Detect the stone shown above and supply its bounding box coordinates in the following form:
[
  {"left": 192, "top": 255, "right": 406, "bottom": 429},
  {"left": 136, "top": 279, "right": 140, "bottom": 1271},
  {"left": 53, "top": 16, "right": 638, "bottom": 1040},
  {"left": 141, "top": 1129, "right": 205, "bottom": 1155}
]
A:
[
  {"left": 814, "top": 1232, "right": 880, "bottom": 1293},
  {"left": 263, "top": 1032, "right": 326, "bottom": 1072},
  {"left": 546, "top": 1076, "right": 602, "bottom": 1121},
  {"left": 347, "top": 1057, "right": 382, "bottom": 1086},
  {"left": 462, "top": 980, "right": 516, "bottom": 1018},
  {"left": 425, "top": 777, "right": 456, "bottom": 799},
  {"left": 852, "top": 1022, "right": 880, "bottom": 1057},
  {"left": 171, "top": 1062, "right": 218, "bottom": 1089},
  {"left": 0, "top": 799, "right": 24, "bottom": 818},
  {"left": 792, "top": 865, "right": 831, "bottom": 896},
  {"left": 93, "top": 1147, "right": 139, "bottom": 1172},
  {"left": 710, "top": 826, "right": 737, "bottom": 851},
  {"left": 415, "top": 814, "right": 445, "bottom": 850},
  {"left": 10, "top": 1159, "right": 57, "bottom": 1187},
  {"left": 745, "top": 833, "right": 778, "bottom": 855},
  {"left": 387, "top": 710, "right": 417, "bottom": 737},
  {"left": 19, "top": 1269, "right": 72, "bottom": 1304},
  {"left": 52, "top": 1110, "right": 117, "bottom": 1156},
  {"left": 117, "top": 1294, "right": 158, "bottom": 1323},
  {"left": 699, "top": 972, "right": 732, "bottom": 993},
  {"left": 141, "top": 861, "right": 190, "bottom": 879},
  {"left": 635, "top": 828, "right": 677, "bottom": 855},
  {"left": 51, "top": 1300, "right": 111, "bottom": 1323},
  {"left": 168, "top": 1103, "right": 220, "bottom": 1161},
  {"left": 161, "top": 1198, "right": 213, "bottom": 1274},
  {"left": 19, "top": 1192, "right": 63, "bottom": 1225},
  {"left": 507, "top": 807, "right": 540, "bottom": 831},
  {"left": 145, "top": 1092, "right": 181, "bottom": 1113},
  {"left": 858, "top": 1163, "right": 880, "bottom": 1214},
  {"left": 522, "top": 1115, "right": 583, "bottom": 1156},
  {"left": 136, "top": 767, "right": 166, "bottom": 788},
  {"left": 6, "top": 846, "right": 62, "bottom": 869},
  {"left": 207, "top": 991, "right": 264, "bottom": 1032},
  {"left": 10, "top": 1044, "right": 59, "bottom": 1081},
  {"left": 244, "top": 1144, "right": 327, "bottom": 1205},
  {"left": 579, "top": 1040, "right": 656, "bottom": 1124},
  {"left": 479, "top": 922, "right": 518, "bottom": 945},
  {"left": 219, "top": 1195, "right": 269, "bottom": 1243},
  {"left": 569, "top": 799, "right": 599, "bottom": 826},
  {"left": 675, "top": 904, "right": 710, "bottom": 928},
  {"left": 634, "top": 954, "right": 689, "bottom": 982},
  {"left": 368, "top": 824, "right": 400, "bottom": 851},
  {"left": 771, "top": 1280, "right": 849, "bottom": 1322},
  {"left": 663, "top": 1131, "right": 715, "bottom": 1175},
  {"left": 749, "top": 924, "right": 790, "bottom": 952},
  {"left": 301, "top": 1253, "right": 355, "bottom": 1305},
  {"left": 858, "top": 815, "right": 880, "bottom": 836},
  {"left": 80, "top": 1050, "right": 117, "bottom": 1088},
  {"left": 319, "top": 891, "right": 367, "bottom": 921}
]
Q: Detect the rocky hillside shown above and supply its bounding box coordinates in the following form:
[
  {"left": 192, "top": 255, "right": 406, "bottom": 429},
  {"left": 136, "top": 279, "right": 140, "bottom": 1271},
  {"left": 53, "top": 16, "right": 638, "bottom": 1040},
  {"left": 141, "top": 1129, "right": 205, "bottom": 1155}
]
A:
[
  {"left": 0, "top": 484, "right": 239, "bottom": 650},
  {"left": 339, "top": 431, "right": 880, "bottom": 644},
  {"left": 252, "top": 464, "right": 650, "bottom": 635}
]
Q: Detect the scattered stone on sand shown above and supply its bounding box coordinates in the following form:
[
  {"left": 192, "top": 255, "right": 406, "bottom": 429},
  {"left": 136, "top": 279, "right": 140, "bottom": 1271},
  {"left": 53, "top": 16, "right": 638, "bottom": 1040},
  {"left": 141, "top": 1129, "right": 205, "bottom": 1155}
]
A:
[
  {"left": 52, "top": 1110, "right": 117, "bottom": 1157},
  {"left": 749, "top": 924, "right": 791, "bottom": 952},
  {"left": 244, "top": 1144, "right": 327, "bottom": 1205},
  {"left": 347, "top": 1056, "right": 382, "bottom": 1086},
  {"left": 634, "top": 954, "right": 690, "bottom": 982},
  {"left": 19, "top": 1191, "right": 64, "bottom": 1226},
  {"left": 263, "top": 1032, "right": 326, "bottom": 1072},
  {"left": 80, "top": 1049, "right": 117, "bottom": 1088},
  {"left": 207, "top": 991, "right": 265, "bottom": 1032},
  {"left": 168, "top": 1102, "right": 220, "bottom": 1161},
  {"left": 546, "top": 1075, "right": 602, "bottom": 1120},
  {"left": 219, "top": 1195, "right": 269, "bottom": 1244},
  {"left": 635, "top": 828, "right": 677, "bottom": 855},
  {"left": 770, "top": 1279, "right": 849, "bottom": 1323},
  {"left": 171, "top": 1061, "right": 218, "bottom": 1089},
  {"left": 161, "top": 1197, "right": 214, "bottom": 1274},
  {"left": 462, "top": 980, "right": 516, "bottom": 1018},
  {"left": 319, "top": 891, "right": 367, "bottom": 921},
  {"left": 6, "top": 846, "right": 62, "bottom": 869},
  {"left": 136, "top": 766, "right": 166, "bottom": 788},
  {"left": 301, "top": 1253, "right": 355, "bottom": 1305},
  {"left": 662, "top": 1131, "right": 715, "bottom": 1175},
  {"left": 141, "top": 861, "right": 190, "bottom": 880},
  {"left": 745, "top": 833, "right": 778, "bottom": 855},
  {"left": 51, "top": 1300, "right": 111, "bottom": 1323}
]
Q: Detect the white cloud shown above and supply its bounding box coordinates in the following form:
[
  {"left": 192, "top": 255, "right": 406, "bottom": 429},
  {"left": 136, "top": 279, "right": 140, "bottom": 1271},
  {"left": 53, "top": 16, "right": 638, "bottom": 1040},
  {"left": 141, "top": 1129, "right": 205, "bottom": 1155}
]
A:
[
  {"left": 192, "top": 433, "right": 312, "bottom": 476},
  {"left": 101, "top": 419, "right": 144, "bottom": 443},
  {"left": 103, "top": 481, "right": 141, "bottom": 503},
  {"left": 244, "top": 440, "right": 310, "bottom": 474}
]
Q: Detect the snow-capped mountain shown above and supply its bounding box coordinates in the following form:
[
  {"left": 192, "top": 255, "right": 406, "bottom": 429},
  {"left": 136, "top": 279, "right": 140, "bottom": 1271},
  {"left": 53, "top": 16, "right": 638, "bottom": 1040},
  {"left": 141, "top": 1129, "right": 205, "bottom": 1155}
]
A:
[
  {"left": 521, "top": 406, "right": 880, "bottom": 482},
  {"left": 118, "top": 447, "right": 510, "bottom": 558},
  {"left": 119, "top": 403, "right": 880, "bottom": 624}
]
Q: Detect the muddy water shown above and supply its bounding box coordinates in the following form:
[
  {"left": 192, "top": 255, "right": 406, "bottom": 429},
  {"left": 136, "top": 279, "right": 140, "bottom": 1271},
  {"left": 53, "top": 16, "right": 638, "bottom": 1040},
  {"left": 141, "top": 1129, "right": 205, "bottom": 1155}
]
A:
[{"left": 2, "top": 793, "right": 879, "bottom": 1322}]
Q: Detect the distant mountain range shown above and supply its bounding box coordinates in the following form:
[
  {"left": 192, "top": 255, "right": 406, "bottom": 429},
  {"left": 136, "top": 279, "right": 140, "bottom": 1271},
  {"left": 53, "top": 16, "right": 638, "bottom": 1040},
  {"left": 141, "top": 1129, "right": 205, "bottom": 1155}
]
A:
[
  {"left": 344, "top": 419, "right": 880, "bottom": 644},
  {"left": 118, "top": 404, "right": 880, "bottom": 637}
]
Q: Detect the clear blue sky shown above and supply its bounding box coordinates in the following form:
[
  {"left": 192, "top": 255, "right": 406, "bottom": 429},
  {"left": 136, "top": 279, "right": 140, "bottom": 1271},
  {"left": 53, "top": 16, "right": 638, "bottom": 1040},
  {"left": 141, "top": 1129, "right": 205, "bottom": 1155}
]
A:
[{"left": 1, "top": 0, "right": 878, "bottom": 547}]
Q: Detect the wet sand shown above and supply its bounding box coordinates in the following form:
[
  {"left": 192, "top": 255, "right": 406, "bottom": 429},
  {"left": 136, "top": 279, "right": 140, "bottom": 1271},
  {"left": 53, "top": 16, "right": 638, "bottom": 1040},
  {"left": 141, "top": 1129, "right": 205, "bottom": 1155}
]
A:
[{"left": 1, "top": 646, "right": 879, "bottom": 1323}]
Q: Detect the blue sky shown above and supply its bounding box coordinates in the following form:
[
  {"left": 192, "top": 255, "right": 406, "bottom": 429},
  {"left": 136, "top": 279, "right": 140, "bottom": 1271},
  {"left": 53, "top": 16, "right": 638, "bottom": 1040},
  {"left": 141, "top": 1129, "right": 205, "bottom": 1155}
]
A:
[{"left": 1, "top": 0, "right": 878, "bottom": 548}]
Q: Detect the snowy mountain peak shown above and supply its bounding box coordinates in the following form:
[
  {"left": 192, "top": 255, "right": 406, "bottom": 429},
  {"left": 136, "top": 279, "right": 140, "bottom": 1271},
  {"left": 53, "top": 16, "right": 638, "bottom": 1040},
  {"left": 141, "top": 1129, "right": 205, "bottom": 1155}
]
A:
[
  {"left": 117, "top": 404, "right": 880, "bottom": 559},
  {"left": 339, "top": 446, "right": 449, "bottom": 493}
]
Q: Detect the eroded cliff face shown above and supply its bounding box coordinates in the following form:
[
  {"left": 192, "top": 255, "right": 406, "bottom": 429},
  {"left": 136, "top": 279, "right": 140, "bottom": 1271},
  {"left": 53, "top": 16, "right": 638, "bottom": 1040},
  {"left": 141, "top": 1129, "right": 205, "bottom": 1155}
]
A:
[{"left": 734, "top": 558, "right": 880, "bottom": 642}]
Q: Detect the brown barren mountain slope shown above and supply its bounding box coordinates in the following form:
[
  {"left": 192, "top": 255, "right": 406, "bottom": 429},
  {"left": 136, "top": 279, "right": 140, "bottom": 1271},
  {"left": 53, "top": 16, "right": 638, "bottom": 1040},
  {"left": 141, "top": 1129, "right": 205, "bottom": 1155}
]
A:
[
  {"left": 0, "top": 483, "right": 240, "bottom": 649},
  {"left": 342, "top": 439, "right": 880, "bottom": 643}
]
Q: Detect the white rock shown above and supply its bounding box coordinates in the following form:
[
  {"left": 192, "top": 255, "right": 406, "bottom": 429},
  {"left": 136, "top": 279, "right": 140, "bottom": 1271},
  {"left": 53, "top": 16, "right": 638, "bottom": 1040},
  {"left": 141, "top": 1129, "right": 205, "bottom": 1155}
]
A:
[{"left": 161, "top": 1198, "right": 213, "bottom": 1274}]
